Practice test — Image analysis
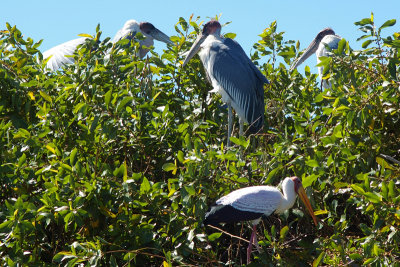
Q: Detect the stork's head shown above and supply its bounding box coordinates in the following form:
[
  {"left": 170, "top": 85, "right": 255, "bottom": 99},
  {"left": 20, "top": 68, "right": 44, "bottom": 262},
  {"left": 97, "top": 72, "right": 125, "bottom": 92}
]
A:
[
  {"left": 182, "top": 20, "right": 221, "bottom": 67},
  {"left": 138, "top": 22, "right": 174, "bottom": 45},
  {"left": 290, "top": 27, "right": 336, "bottom": 71},
  {"left": 122, "top": 20, "right": 141, "bottom": 35},
  {"left": 316, "top": 28, "right": 335, "bottom": 41},
  {"left": 202, "top": 20, "right": 222, "bottom": 36},
  {"left": 290, "top": 176, "right": 318, "bottom": 226}
]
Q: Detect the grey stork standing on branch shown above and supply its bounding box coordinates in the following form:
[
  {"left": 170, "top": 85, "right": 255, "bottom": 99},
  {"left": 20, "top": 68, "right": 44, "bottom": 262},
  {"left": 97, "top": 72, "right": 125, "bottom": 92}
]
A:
[
  {"left": 290, "top": 28, "right": 342, "bottom": 89},
  {"left": 204, "top": 176, "right": 318, "bottom": 264},
  {"left": 182, "top": 20, "right": 268, "bottom": 146},
  {"left": 42, "top": 20, "right": 174, "bottom": 71}
]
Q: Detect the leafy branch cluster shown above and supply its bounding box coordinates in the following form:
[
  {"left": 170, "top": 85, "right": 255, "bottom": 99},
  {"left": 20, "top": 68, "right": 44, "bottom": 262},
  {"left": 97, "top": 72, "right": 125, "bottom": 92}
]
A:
[{"left": 1, "top": 13, "right": 399, "bottom": 266}]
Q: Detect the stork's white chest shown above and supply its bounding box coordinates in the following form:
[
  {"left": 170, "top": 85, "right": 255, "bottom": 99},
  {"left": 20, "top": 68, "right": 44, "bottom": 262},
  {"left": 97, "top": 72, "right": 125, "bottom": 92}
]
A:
[
  {"left": 316, "top": 35, "right": 341, "bottom": 88},
  {"left": 198, "top": 35, "right": 232, "bottom": 104}
]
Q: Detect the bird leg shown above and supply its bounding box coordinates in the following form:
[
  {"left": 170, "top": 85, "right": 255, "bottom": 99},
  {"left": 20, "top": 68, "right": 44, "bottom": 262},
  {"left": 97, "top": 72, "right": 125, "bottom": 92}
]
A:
[
  {"left": 246, "top": 224, "right": 258, "bottom": 264},
  {"left": 253, "top": 230, "right": 261, "bottom": 253},
  {"left": 239, "top": 117, "right": 244, "bottom": 136},
  {"left": 227, "top": 104, "right": 233, "bottom": 147},
  {"left": 246, "top": 224, "right": 261, "bottom": 264},
  {"left": 246, "top": 231, "right": 254, "bottom": 264}
]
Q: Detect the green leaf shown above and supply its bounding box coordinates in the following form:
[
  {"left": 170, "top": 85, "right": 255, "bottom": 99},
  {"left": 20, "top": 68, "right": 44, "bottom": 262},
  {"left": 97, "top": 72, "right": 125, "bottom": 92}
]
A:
[
  {"left": 104, "top": 89, "right": 112, "bottom": 108},
  {"left": 376, "top": 157, "right": 395, "bottom": 170},
  {"left": 362, "top": 39, "right": 373, "bottom": 48},
  {"left": 70, "top": 148, "right": 78, "bottom": 166},
  {"left": 39, "top": 91, "right": 52, "bottom": 103},
  {"left": 18, "top": 153, "right": 27, "bottom": 167},
  {"left": 53, "top": 252, "right": 77, "bottom": 262},
  {"left": 302, "top": 174, "right": 319, "bottom": 188},
  {"left": 279, "top": 225, "right": 289, "bottom": 240},
  {"left": 337, "top": 38, "right": 346, "bottom": 54},
  {"left": 312, "top": 251, "right": 325, "bottom": 267},
  {"left": 351, "top": 184, "right": 365, "bottom": 195},
  {"left": 349, "top": 253, "right": 363, "bottom": 261},
  {"left": 379, "top": 19, "right": 396, "bottom": 31},
  {"left": 305, "top": 159, "right": 319, "bottom": 168},
  {"left": 363, "top": 258, "right": 376, "bottom": 265},
  {"left": 208, "top": 232, "right": 222, "bottom": 241},
  {"left": 0, "top": 220, "right": 12, "bottom": 231},
  {"left": 116, "top": 97, "right": 133, "bottom": 112},
  {"left": 224, "top": 32, "right": 236, "bottom": 39},
  {"left": 78, "top": 33, "right": 93, "bottom": 38},
  {"left": 294, "top": 121, "right": 304, "bottom": 135},
  {"left": 73, "top": 102, "right": 88, "bottom": 115},
  {"left": 388, "top": 180, "right": 395, "bottom": 199},
  {"left": 364, "top": 192, "right": 382, "bottom": 204},
  {"left": 177, "top": 151, "right": 184, "bottom": 163},
  {"left": 355, "top": 18, "right": 372, "bottom": 26},
  {"left": 140, "top": 177, "right": 151, "bottom": 194},
  {"left": 162, "top": 163, "right": 176, "bottom": 172},
  {"left": 381, "top": 182, "right": 388, "bottom": 200},
  {"left": 184, "top": 185, "right": 196, "bottom": 196},
  {"left": 60, "top": 163, "right": 72, "bottom": 172},
  {"left": 229, "top": 136, "right": 249, "bottom": 148}
]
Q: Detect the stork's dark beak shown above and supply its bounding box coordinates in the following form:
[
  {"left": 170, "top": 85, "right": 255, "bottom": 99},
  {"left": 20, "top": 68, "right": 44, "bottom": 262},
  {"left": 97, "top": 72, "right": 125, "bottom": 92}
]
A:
[
  {"left": 290, "top": 37, "right": 320, "bottom": 71},
  {"left": 297, "top": 185, "right": 318, "bottom": 226},
  {"left": 182, "top": 33, "right": 207, "bottom": 67},
  {"left": 148, "top": 28, "right": 174, "bottom": 45}
]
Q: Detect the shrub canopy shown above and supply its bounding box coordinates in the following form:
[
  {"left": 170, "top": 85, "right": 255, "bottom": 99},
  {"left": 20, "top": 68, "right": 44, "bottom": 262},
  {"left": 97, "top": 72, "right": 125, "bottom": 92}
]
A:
[{"left": 1, "top": 14, "right": 399, "bottom": 266}]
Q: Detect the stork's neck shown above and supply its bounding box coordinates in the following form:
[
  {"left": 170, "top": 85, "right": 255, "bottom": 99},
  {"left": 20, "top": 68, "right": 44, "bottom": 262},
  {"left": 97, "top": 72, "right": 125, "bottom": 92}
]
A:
[
  {"left": 321, "top": 35, "right": 341, "bottom": 48},
  {"left": 275, "top": 185, "right": 297, "bottom": 214},
  {"left": 207, "top": 33, "right": 223, "bottom": 43}
]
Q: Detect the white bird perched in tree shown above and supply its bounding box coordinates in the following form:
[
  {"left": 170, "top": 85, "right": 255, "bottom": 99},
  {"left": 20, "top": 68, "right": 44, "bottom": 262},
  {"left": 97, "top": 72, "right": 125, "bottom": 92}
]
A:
[
  {"left": 290, "top": 28, "right": 342, "bottom": 89},
  {"left": 204, "top": 176, "right": 318, "bottom": 264},
  {"left": 182, "top": 20, "right": 268, "bottom": 146},
  {"left": 42, "top": 20, "right": 174, "bottom": 71}
]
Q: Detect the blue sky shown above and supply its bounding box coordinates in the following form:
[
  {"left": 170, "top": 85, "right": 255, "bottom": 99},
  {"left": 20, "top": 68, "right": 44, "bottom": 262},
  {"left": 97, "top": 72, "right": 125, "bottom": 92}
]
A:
[{"left": 2, "top": 0, "right": 399, "bottom": 71}]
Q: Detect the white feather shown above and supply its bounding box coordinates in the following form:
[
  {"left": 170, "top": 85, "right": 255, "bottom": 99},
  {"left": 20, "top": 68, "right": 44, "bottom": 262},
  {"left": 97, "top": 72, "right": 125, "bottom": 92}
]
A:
[{"left": 216, "top": 178, "right": 297, "bottom": 215}]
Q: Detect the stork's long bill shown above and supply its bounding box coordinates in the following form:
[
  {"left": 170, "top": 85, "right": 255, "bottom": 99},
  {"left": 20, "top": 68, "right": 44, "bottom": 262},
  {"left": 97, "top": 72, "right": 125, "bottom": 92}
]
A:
[
  {"left": 296, "top": 183, "right": 318, "bottom": 226},
  {"left": 290, "top": 28, "right": 336, "bottom": 71},
  {"left": 182, "top": 34, "right": 206, "bottom": 67}
]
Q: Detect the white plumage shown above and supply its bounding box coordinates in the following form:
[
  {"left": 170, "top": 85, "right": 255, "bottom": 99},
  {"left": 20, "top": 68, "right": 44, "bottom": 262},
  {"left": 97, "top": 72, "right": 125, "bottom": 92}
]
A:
[
  {"left": 42, "top": 37, "right": 87, "bottom": 71},
  {"left": 42, "top": 19, "right": 173, "bottom": 71},
  {"left": 216, "top": 185, "right": 282, "bottom": 214}
]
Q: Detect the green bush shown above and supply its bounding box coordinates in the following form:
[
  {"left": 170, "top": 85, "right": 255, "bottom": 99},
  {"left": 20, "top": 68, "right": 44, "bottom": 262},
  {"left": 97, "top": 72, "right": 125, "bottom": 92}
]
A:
[{"left": 1, "top": 14, "right": 399, "bottom": 266}]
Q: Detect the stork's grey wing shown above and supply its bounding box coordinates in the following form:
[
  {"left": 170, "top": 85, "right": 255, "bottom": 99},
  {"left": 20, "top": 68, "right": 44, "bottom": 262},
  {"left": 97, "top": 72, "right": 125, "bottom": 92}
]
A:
[
  {"left": 216, "top": 186, "right": 282, "bottom": 215},
  {"left": 42, "top": 37, "right": 87, "bottom": 71},
  {"left": 112, "top": 28, "right": 135, "bottom": 43},
  {"left": 209, "top": 38, "right": 268, "bottom": 133}
]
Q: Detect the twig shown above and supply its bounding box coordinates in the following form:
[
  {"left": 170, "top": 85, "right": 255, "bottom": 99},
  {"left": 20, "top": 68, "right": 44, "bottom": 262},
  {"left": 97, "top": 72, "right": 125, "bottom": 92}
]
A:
[{"left": 207, "top": 224, "right": 250, "bottom": 244}]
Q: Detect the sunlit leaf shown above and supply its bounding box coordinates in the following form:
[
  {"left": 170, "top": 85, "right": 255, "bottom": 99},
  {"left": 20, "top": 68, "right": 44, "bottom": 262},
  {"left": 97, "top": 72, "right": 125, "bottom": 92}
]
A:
[
  {"left": 208, "top": 232, "right": 222, "bottom": 241},
  {"left": 379, "top": 19, "right": 396, "bottom": 31}
]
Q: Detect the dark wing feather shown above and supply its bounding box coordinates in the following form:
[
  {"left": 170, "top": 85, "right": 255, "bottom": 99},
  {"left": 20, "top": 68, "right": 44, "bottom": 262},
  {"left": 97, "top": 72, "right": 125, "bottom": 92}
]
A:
[
  {"left": 208, "top": 38, "right": 268, "bottom": 133},
  {"left": 204, "top": 204, "right": 263, "bottom": 226}
]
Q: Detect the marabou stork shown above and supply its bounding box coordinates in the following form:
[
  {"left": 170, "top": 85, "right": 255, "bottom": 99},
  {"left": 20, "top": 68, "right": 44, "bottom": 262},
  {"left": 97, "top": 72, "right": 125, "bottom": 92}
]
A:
[
  {"left": 42, "top": 20, "right": 174, "bottom": 71},
  {"left": 204, "top": 176, "right": 318, "bottom": 264},
  {"left": 182, "top": 20, "right": 269, "bottom": 146},
  {"left": 290, "top": 28, "right": 341, "bottom": 89}
]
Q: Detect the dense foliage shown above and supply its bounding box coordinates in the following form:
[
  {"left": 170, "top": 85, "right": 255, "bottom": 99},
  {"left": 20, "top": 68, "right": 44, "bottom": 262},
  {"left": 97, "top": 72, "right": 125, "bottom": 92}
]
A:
[{"left": 1, "top": 13, "right": 399, "bottom": 266}]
